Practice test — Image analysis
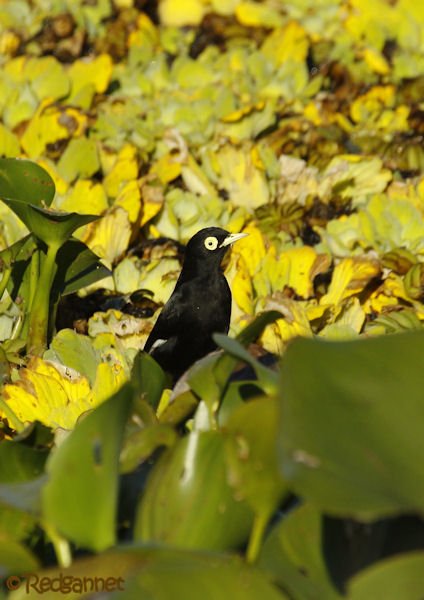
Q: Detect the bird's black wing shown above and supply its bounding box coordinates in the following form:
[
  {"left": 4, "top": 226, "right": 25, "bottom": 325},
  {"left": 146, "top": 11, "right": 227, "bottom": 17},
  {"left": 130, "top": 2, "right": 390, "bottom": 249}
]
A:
[{"left": 144, "top": 285, "right": 189, "bottom": 353}]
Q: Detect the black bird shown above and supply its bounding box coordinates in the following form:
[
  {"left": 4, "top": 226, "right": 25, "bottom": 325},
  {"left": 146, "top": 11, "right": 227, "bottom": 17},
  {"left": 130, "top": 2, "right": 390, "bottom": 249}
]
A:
[{"left": 144, "top": 227, "right": 247, "bottom": 380}]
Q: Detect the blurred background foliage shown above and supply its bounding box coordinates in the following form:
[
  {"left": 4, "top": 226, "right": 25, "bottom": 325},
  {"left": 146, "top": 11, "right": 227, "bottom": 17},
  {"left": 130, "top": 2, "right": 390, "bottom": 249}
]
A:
[{"left": 1, "top": 0, "right": 424, "bottom": 598}]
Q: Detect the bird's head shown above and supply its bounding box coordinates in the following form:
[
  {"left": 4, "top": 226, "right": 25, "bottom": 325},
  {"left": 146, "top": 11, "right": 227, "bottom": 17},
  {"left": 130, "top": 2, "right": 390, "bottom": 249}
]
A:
[{"left": 183, "top": 227, "right": 248, "bottom": 273}]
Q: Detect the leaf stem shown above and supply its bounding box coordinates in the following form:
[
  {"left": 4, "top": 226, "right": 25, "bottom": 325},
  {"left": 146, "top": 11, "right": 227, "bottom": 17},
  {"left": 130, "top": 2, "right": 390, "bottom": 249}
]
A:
[
  {"left": 27, "top": 243, "right": 59, "bottom": 355},
  {"left": 246, "top": 511, "right": 269, "bottom": 564},
  {"left": 43, "top": 521, "right": 72, "bottom": 568}
]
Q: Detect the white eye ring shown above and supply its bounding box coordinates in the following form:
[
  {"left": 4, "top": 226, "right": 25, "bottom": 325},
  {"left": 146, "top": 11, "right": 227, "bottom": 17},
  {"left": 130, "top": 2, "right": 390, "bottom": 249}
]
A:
[{"left": 204, "top": 236, "right": 219, "bottom": 251}]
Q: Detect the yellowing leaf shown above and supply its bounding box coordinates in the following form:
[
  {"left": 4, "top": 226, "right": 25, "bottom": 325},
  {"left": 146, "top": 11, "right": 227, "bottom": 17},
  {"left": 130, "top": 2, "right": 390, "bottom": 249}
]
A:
[
  {"left": 282, "top": 247, "right": 330, "bottom": 299},
  {"left": 215, "top": 145, "right": 269, "bottom": 209},
  {"left": 68, "top": 54, "right": 113, "bottom": 106},
  {"left": 235, "top": 1, "right": 284, "bottom": 27},
  {"left": 1, "top": 358, "right": 93, "bottom": 430},
  {"left": 259, "top": 297, "right": 312, "bottom": 353},
  {"left": 25, "top": 56, "right": 70, "bottom": 101},
  {"left": 233, "top": 223, "right": 266, "bottom": 277},
  {"left": 57, "top": 137, "right": 100, "bottom": 183},
  {"left": 159, "top": 0, "right": 206, "bottom": 26},
  {"left": 262, "top": 22, "right": 309, "bottom": 66},
  {"left": 362, "top": 48, "right": 390, "bottom": 75},
  {"left": 115, "top": 180, "right": 142, "bottom": 223},
  {"left": 319, "top": 298, "right": 366, "bottom": 339},
  {"left": 320, "top": 257, "right": 381, "bottom": 306},
  {"left": 58, "top": 180, "right": 108, "bottom": 215},
  {"left": 140, "top": 181, "right": 165, "bottom": 227},
  {"left": 20, "top": 101, "right": 69, "bottom": 158},
  {"left": 151, "top": 153, "right": 182, "bottom": 184},
  {"left": 90, "top": 362, "right": 127, "bottom": 405},
  {"left": 231, "top": 255, "right": 255, "bottom": 316},
  {"left": 103, "top": 144, "right": 138, "bottom": 197},
  {"left": 81, "top": 207, "right": 132, "bottom": 266},
  {"left": 0, "top": 122, "right": 20, "bottom": 157}
]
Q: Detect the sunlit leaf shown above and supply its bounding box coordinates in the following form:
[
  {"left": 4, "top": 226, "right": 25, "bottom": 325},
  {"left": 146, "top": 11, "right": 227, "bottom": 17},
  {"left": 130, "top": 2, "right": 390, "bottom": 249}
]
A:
[{"left": 42, "top": 385, "right": 132, "bottom": 551}]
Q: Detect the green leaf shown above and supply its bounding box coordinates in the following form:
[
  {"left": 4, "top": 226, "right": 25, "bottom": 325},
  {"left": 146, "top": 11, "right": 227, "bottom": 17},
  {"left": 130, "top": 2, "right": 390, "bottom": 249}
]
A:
[
  {"left": 135, "top": 430, "right": 254, "bottom": 551},
  {"left": 278, "top": 331, "right": 424, "bottom": 519},
  {"left": 214, "top": 333, "right": 278, "bottom": 394},
  {"left": 258, "top": 503, "right": 343, "bottom": 600},
  {"left": 349, "top": 552, "right": 424, "bottom": 600},
  {"left": 1, "top": 202, "right": 99, "bottom": 248},
  {"left": 0, "top": 441, "right": 47, "bottom": 483},
  {"left": 42, "top": 385, "right": 132, "bottom": 551},
  {"left": 226, "top": 397, "right": 287, "bottom": 517},
  {"left": 54, "top": 238, "right": 111, "bottom": 296},
  {"left": 131, "top": 351, "right": 167, "bottom": 411},
  {"left": 0, "top": 158, "right": 55, "bottom": 208},
  {"left": 0, "top": 537, "right": 39, "bottom": 578},
  {"left": 217, "top": 311, "right": 282, "bottom": 375},
  {"left": 8, "top": 546, "right": 287, "bottom": 600},
  {"left": 120, "top": 423, "right": 177, "bottom": 474}
]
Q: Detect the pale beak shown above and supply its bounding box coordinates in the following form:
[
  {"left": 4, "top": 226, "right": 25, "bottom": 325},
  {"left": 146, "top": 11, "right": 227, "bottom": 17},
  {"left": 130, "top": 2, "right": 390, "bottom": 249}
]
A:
[{"left": 219, "top": 232, "right": 248, "bottom": 248}]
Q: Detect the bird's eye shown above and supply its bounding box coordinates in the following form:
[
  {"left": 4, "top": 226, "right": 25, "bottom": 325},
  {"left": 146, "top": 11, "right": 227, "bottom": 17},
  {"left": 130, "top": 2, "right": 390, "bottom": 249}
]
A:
[{"left": 204, "top": 236, "right": 219, "bottom": 251}]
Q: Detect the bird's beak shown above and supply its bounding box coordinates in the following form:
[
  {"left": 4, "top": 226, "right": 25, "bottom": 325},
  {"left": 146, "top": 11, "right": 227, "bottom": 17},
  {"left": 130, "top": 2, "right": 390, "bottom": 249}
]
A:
[{"left": 219, "top": 232, "right": 248, "bottom": 248}]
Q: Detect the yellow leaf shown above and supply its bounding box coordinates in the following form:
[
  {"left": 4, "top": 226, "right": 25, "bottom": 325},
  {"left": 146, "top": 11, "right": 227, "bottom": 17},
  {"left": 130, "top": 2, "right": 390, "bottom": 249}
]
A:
[
  {"left": 221, "top": 101, "right": 265, "bottom": 123},
  {"left": 68, "top": 54, "right": 113, "bottom": 103},
  {"left": 215, "top": 145, "right": 269, "bottom": 209},
  {"left": 20, "top": 100, "right": 69, "bottom": 158},
  {"left": 159, "top": 0, "right": 206, "bottom": 26},
  {"left": 283, "top": 247, "right": 330, "bottom": 299},
  {"left": 91, "top": 362, "right": 127, "bottom": 405},
  {"left": 262, "top": 22, "right": 309, "bottom": 66},
  {"left": 58, "top": 180, "right": 108, "bottom": 215},
  {"left": 233, "top": 223, "right": 266, "bottom": 277},
  {"left": 115, "top": 180, "right": 142, "bottom": 223},
  {"left": 1, "top": 358, "right": 93, "bottom": 430},
  {"left": 320, "top": 257, "right": 381, "bottom": 306},
  {"left": 37, "top": 158, "right": 69, "bottom": 196},
  {"left": 236, "top": 1, "right": 284, "bottom": 27},
  {"left": 81, "top": 207, "right": 132, "bottom": 266},
  {"left": 151, "top": 153, "right": 182, "bottom": 184},
  {"left": 259, "top": 297, "right": 312, "bottom": 353},
  {"left": 0, "top": 31, "right": 20, "bottom": 56},
  {"left": 140, "top": 181, "right": 165, "bottom": 227},
  {"left": 231, "top": 255, "right": 255, "bottom": 315},
  {"left": 0, "top": 122, "right": 20, "bottom": 157},
  {"left": 103, "top": 144, "right": 139, "bottom": 197},
  {"left": 319, "top": 298, "right": 365, "bottom": 339},
  {"left": 363, "top": 48, "right": 390, "bottom": 75}
]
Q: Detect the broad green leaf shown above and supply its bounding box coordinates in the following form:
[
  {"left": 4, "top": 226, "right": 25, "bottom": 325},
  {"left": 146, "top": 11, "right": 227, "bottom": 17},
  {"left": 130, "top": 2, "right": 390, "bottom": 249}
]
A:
[
  {"left": 0, "top": 158, "right": 55, "bottom": 207},
  {"left": 1, "top": 201, "right": 98, "bottom": 247},
  {"left": 42, "top": 385, "right": 132, "bottom": 551},
  {"left": 278, "top": 332, "right": 424, "bottom": 519},
  {"left": 131, "top": 351, "right": 167, "bottom": 411},
  {"left": 213, "top": 310, "right": 283, "bottom": 390},
  {"left": 9, "top": 546, "right": 287, "bottom": 600},
  {"left": 225, "top": 397, "right": 287, "bottom": 561},
  {"left": 135, "top": 430, "right": 254, "bottom": 550},
  {"left": 213, "top": 333, "right": 278, "bottom": 394},
  {"left": 120, "top": 423, "right": 177, "bottom": 474},
  {"left": 349, "top": 552, "right": 424, "bottom": 600},
  {"left": 0, "top": 442, "right": 47, "bottom": 483},
  {"left": 53, "top": 238, "right": 111, "bottom": 296},
  {"left": 226, "top": 398, "right": 287, "bottom": 515},
  {"left": 0, "top": 537, "right": 39, "bottom": 578},
  {"left": 258, "top": 503, "right": 343, "bottom": 600}
]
